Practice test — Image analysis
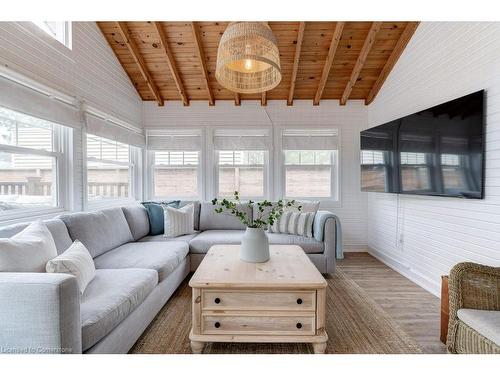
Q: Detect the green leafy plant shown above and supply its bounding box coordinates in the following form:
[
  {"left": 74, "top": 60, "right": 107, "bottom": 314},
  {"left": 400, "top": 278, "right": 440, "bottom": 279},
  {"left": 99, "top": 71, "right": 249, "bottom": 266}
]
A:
[{"left": 211, "top": 191, "right": 302, "bottom": 229}]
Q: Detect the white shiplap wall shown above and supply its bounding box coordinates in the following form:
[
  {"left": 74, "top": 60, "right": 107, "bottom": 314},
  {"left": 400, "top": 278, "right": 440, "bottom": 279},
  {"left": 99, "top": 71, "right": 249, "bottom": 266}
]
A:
[
  {"left": 0, "top": 22, "right": 142, "bottom": 128},
  {"left": 143, "top": 99, "right": 369, "bottom": 248},
  {"left": 367, "top": 22, "right": 500, "bottom": 296}
]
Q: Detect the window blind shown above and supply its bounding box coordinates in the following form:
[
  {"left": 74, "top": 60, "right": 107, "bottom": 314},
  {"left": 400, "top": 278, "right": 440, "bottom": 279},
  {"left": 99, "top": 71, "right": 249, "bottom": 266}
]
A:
[
  {"left": 213, "top": 128, "right": 271, "bottom": 150},
  {"left": 85, "top": 112, "right": 145, "bottom": 148},
  {"left": 146, "top": 129, "right": 202, "bottom": 151},
  {"left": 0, "top": 75, "right": 81, "bottom": 129},
  {"left": 282, "top": 129, "right": 339, "bottom": 150}
]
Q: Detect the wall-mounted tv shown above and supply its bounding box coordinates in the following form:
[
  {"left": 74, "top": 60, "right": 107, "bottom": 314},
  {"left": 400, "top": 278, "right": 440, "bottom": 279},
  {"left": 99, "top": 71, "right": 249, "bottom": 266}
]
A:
[{"left": 360, "top": 90, "right": 485, "bottom": 199}]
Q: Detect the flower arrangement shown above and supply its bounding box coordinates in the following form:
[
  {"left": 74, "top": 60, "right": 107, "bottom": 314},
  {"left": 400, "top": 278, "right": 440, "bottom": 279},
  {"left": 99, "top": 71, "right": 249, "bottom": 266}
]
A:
[{"left": 211, "top": 191, "right": 302, "bottom": 229}]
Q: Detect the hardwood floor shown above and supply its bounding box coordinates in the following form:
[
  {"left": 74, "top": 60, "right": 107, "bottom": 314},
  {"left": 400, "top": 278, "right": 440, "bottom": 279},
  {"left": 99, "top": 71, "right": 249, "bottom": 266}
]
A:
[{"left": 337, "top": 252, "right": 447, "bottom": 353}]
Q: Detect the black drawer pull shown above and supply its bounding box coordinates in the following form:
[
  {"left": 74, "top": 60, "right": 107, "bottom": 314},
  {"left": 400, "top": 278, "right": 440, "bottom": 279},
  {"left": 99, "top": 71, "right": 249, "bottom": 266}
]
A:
[
  {"left": 214, "top": 322, "right": 221, "bottom": 328},
  {"left": 296, "top": 322, "right": 302, "bottom": 329},
  {"left": 214, "top": 297, "right": 221, "bottom": 304},
  {"left": 297, "top": 298, "right": 303, "bottom": 305}
]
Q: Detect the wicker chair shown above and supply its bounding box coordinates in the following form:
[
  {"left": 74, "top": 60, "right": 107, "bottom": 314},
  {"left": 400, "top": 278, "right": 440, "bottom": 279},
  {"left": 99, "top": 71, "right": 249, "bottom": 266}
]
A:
[{"left": 447, "top": 262, "right": 500, "bottom": 354}]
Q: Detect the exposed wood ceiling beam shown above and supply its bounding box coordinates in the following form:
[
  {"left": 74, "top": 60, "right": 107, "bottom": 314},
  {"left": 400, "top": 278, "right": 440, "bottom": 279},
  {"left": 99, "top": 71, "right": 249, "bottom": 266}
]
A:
[
  {"left": 313, "top": 22, "right": 345, "bottom": 106},
  {"left": 365, "top": 22, "right": 420, "bottom": 105},
  {"left": 116, "top": 22, "right": 164, "bottom": 106},
  {"left": 190, "top": 22, "right": 215, "bottom": 106},
  {"left": 234, "top": 92, "right": 241, "bottom": 106},
  {"left": 288, "top": 22, "right": 306, "bottom": 106},
  {"left": 153, "top": 21, "right": 189, "bottom": 106},
  {"left": 340, "top": 21, "right": 382, "bottom": 106}
]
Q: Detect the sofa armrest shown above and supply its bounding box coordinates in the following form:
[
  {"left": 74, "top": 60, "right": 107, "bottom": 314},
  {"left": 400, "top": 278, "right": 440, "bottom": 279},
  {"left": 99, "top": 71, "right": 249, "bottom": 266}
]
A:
[
  {"left": 0, "top": 273, "right": 81, "bottom": 354},
  {"left": 313, "top": 210, "right": 337, "bottom": 273}
]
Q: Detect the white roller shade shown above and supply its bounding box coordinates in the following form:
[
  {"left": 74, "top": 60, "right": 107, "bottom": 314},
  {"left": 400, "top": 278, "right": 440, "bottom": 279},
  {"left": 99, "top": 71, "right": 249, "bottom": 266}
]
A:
[
  {"left": 213, "top": 128, "right": 271, "bottom": 150},
  {"left": 282, "top": 129, "right": 339, "bottom": 150},
  {"left": 85, "top": 113, "right": 145, "bottom": 147},
  {"left": 147, "top": 129, "right": 202, "bottom": 151},
  {"left": 0, "top": 75, "right": 81, "bottom": 129}
]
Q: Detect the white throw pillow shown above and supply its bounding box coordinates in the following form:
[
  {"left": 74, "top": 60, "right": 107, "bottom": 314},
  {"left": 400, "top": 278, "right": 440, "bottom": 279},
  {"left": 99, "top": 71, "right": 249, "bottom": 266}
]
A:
[
  {"left": 269, "top": 211, "right": 315, "bottom": 238},
  {"left": 0, "top": 221, "right": 58, "bottom": 272},
  {"left": 46, "top": 240, "right": 96, "bottom": 293},
  {"left": 163, "top": 203, "right": 195, "bottom": 238}
]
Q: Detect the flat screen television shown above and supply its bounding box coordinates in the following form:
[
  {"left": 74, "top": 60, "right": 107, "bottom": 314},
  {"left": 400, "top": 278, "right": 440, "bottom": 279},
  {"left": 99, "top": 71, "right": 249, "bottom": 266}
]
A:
[{"left": 360, "top": 90, "right": 485, "bottom": 199}]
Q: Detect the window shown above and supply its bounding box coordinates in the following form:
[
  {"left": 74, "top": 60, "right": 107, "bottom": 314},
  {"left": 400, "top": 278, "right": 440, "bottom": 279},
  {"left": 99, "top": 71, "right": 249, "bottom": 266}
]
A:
[
  {"left": 212, "top": 128, "right": 270, "bottom": 199},
  {"left": 0, "top": 107, "right": 63, "bottom": 215},
  {"left": 284, "top": 150, "right": 335, "bottom": 198},
  {"left": 33, "top": 21, "right": 72, "bottom": 49},
  {"left": 281, "top": 129, "right": 339, "bottom": 200},
  {"left": 86, "top": 134, "right": 132, "bottom": 203},
  {"left": 217, "top": 150, "right": 266, "bottom": 199},
  {"left": 153, "top": 151, "right": 199, "bottom": 199}
]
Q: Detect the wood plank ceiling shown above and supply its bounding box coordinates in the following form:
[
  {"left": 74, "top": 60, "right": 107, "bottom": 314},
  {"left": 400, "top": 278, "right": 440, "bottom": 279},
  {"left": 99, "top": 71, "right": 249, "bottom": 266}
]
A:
[{"left": 97, "top": 21, "right": 419, "bottom": 106}]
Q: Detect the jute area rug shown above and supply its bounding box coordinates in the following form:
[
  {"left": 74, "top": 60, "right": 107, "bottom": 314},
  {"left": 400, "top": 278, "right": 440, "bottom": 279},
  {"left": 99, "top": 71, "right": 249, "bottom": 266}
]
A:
[{"left": 130, "top": 269, "right": 422, "bottom": 354}]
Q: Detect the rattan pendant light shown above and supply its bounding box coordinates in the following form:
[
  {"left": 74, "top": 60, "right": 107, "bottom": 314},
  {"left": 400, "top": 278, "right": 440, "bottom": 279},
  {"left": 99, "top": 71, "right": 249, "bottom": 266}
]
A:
[{"left": 216, "top": 22, "right": 282, "bottom": 94}]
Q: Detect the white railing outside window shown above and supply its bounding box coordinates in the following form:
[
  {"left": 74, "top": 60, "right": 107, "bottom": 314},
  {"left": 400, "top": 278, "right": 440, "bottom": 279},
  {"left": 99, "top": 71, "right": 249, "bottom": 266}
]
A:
[{"left": 0, "top": 106, "right": 65, "bottom": 219}]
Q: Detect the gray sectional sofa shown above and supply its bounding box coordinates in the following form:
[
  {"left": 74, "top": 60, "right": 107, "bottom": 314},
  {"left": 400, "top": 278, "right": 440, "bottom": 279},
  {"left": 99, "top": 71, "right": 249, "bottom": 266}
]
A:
[{"left": 0, "top": 201, "right": 337, "bottom": 354}]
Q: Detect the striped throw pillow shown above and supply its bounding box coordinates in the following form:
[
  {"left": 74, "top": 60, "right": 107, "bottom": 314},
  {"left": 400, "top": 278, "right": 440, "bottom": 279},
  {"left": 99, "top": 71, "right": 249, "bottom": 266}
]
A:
[
  {"left": 163, "top": 203, "right": 196, "bottom": 238},
  {"left": 269, "top": 211, "right": 315, "bottom": 238}
]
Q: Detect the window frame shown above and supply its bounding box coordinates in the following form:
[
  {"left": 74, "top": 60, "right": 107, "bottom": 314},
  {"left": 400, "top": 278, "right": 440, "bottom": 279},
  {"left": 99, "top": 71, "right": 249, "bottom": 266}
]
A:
[
  {"left": 0, "top": 115, "right": 70, "bottom": 222},
  {"left": 83, "top": 132, "right": 136, "bottom": 211},
  {"left": 276, "top": 126, "right": 341, "bottom": 207},
  {"left": 32, "top": 21, "right": 72, "bottom": 50},
  {"left": 282, "top": 149, "right": 338, "bottom": 201},
  {"left": 150, "top": 150, "right": 202, "bottom": 200},
  {"left": 214, "top": 149, "right": 270, "bottom": 200}
]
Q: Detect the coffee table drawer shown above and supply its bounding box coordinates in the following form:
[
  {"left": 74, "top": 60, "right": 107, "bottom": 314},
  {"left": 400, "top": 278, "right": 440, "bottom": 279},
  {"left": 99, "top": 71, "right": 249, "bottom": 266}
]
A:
[
  {"left": 202, "top": 290, "right": 316, "bottom": 311},
  {"left": 202, "top": 315, "right": 315, "bottom": 335}
]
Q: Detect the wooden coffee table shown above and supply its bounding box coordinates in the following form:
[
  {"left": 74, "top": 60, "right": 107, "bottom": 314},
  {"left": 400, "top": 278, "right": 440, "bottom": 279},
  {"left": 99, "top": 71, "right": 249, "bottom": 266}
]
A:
[{"left": 189, "top": 244, "right": 328, "bottom": 354}]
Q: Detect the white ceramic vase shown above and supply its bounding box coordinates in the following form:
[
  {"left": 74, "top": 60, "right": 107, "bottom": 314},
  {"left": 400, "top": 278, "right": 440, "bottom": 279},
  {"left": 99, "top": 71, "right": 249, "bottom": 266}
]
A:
[{"left": 240, "top": 227, "right": 270, "bottom": 263}]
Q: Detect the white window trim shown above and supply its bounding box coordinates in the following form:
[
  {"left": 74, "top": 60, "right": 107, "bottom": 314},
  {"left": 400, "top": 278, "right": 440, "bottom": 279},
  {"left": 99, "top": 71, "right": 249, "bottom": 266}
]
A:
[
  {"left": 19, "top": 22, "right": 74, "bottom": 61},
  {"left": 274, "top": 126, "right": 342, "bottom": 208},
  {"left": 148, "top": 150, "right": 203, "bottom": 201},
  {"left": 0, "top": 123, "right": 72, "bottom": 222},
  {"left": 213, "top": 150, "right": 270, "bottom": 200},
  {"left": 83, "top": 132, "right": 136, "bottom": 211}
]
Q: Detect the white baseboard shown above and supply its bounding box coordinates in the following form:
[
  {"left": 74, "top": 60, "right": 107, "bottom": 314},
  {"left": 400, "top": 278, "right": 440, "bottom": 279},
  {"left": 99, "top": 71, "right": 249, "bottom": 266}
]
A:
[{"left": 367, "top": 246, "right": 441, "bottom": 298}]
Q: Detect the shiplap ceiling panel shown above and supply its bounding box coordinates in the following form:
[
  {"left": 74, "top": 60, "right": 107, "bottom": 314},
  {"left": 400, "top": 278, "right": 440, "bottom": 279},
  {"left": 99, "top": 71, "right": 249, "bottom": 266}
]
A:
[{"left": 97, "top": 21, "right": 419, "bottom": 105}]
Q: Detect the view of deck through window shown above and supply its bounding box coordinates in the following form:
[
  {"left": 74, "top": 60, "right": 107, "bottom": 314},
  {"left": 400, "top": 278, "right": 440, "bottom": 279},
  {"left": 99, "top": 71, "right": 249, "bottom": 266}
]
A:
[{"left": 0, "top": 107, "right": 58, "bottom": 212}]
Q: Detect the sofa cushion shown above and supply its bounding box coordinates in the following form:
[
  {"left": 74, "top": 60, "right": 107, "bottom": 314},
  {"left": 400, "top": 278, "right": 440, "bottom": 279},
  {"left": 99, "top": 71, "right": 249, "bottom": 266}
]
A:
[
  {"left": 179, "top": 201, "right": 201, "bottom": 231},
  {"left": 93, "top": 241, "right": 189, "bottom": 281},
  {"left": 199, "top": 202, "right": 252, "bottom": 231},
  {"left": 189, "top": 230, "right": 244, "bottom": 254},
  {"left": 46, "top": 240, "right": 96, "bottom": 293},
  {"left": 0, "top": 218, "right": 72, "bottom": 254},
  {"left": 457, "top": 309, "right": 500, "bottom": 345},
  {"left": 81, "top": 268, "right": 157, "bottom": 351},
  {"left": 139, "top": 233, "right": 199, "bottom": 243},
  {"left": 0, "top": 221, "right": 58, "bottom": 272},
  {"left": 60, "top": 208, "right": 133, "bottom": 258},
  {"left": 122, "top": 205, "right": 150, "bottom": 241},
  {"left": 252, "top": 200, "right": 319, "bottom": 219},
  {"left": 267, "top": 232, "right": 324, "bottom": 253},
  {"left": 188, "top": 230, "right": 324, "bottom": 254},
  {"left": 142, "top": 201, "right": 180, "bottom": 236}
]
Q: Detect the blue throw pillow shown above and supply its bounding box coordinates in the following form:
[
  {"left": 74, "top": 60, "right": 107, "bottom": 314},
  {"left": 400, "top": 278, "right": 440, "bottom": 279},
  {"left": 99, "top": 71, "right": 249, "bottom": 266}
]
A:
[{"left": 142, "top": 200, "right": 180, "bottom": 235}]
